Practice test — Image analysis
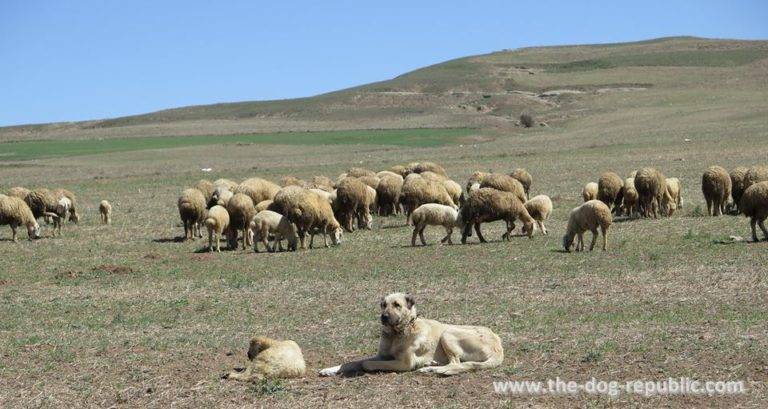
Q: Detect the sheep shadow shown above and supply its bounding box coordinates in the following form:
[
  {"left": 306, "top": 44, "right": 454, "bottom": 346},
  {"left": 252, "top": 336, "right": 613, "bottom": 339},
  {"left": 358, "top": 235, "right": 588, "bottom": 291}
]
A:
[
  {"left": 153, "top": 236, "right": 186, "bottom": 243},
  {"left": 613, "top": 216, "right": 642, "bottom": 223}
]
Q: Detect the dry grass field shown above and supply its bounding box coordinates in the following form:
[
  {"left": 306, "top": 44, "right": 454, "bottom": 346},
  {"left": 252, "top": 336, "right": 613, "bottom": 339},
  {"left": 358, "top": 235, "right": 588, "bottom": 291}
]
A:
[{"left": 1, "top": 37, "right": 767, "bottom": 407}]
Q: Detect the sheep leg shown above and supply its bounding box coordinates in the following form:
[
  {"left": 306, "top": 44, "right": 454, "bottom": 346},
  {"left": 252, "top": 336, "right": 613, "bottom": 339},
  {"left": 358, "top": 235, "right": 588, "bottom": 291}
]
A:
[
  {"left": 419, "top": 227, "right": 427, "bottom": 246},
  {"left": 208, "top": 228, "right": 214, "bottom": 252},
  {"left": 11, "top": 225, "right": 18, "bottom": 242},
  {"left": 759, "top": 219, "right": 768, "bottom": 241},
  {"left": 474, "top": 223, "right": 487, "bottom": 243},
  {"left": 601, "top": 225, "right": 608, "bottom": 251},
  {"left": 461, "top": 223, "right": 471, "bottom": 244},
  {"left": 589, "top": 229, "right": 598, "bottom": 251},
  {"left": 538, "top": 220, "right": 547, "bottom": 235},
  {"left": 323, "top": 231, "right": 330, "bottom": 248},
  {"left": 440, "top": 227, "right": 452, "bottom": 244},
  {"left": 197, "top": 222, "right": 203, "bottom": 238},
  {"left": 411, "top": 226, "right": 419, "bottom": 247},
  {"left": 750, "top": 218, "right": 758, "bottom": 242},
  {"left": 576, "top": 233, "right": 584, "bottom": 251},
  {"left": 215, "top": 232, "right": 221, "bottom": 252}
]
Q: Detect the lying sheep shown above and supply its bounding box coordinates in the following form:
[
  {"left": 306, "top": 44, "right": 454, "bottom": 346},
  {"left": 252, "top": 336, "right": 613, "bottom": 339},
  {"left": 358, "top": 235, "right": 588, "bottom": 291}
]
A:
[
  {"left": 740, "top": 181, "right": 768, "bottom": 242},
  {"left": 255, "top": 199, "right": 274, "bottom": 213},
  {"left": 226, "top": 193, "right": 256, "bottom": 250},
  {"left": 376, "top": 174, "right": 403, "bottom": 216},
  {"left": 729, "top": 166, "right": 749, "bottom": 212},
  {"left": 0, "top": 195, "right": 41, "bottom": 241},
  {"left": 582, "top": 182, "right": 598, "bottom": 202},
  {"left": 272, "top": 187, "right": 342, "bottom": 249},
  {"left": 235, "top": 178, "right": 281, "bottom": 205},
  {"left": 335, "top": 177, "right": 372, "bottom": 232},
  {"left": 662, "top": 177, "right": 683, "bottom": 216},
  {"left": 204, "top": 205, "right": 230, "bottom": 252},
  {"left": 195, "top": 179, "right": 216, "bottom": 203},
  {"left": 250, "top": 210, "right": 298, "bottom": 252},
  {"left": 597, "top": 172, "right": 624, "bottom": 213},
  {"left": 634, "top": 168, "right": 666, "bottom": 218},
  {"left": 99, "top": 200, "right": 112, "bottom": 225},
  {"left": 410, "top": 203, "right": 462, "bottom": 246},
  {"left": 308, "top": 175, "right": 335, "bottom": 192},
  {"left": 509, "top": 168, "right": 532, "bottom": 198},
  {"left": 524, "top": 195, "right": 552, "bottom": 235},
  {"left": 178, "top": 188, "right": 207, "bottom": 240},
  {"left": 622, "top": 178, "right": 639, "bottom": 217},
  {"left": 562, "top": 200, "right": 612, "bottom": 252},
  {"left": 460, "top": 188, "right": 534, "bottom": 244},
  {"left": 400, "top": 175, "right": 456, "bottom": 224}
]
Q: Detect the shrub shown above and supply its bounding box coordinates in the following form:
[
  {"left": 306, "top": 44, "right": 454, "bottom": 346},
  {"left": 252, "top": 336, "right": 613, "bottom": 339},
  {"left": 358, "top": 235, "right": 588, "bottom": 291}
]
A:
[{"left": 520, "top": 113, "right": 535, "bottom": 128}]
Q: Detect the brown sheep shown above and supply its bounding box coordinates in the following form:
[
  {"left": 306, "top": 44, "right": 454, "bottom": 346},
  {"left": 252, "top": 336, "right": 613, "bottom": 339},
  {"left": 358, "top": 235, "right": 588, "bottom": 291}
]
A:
[
  {"left": 226, "top": 193, "right": 256, "bottom": 250},
  {"left": 740, "top": 181, "right": 768, "bottom": 242},
  {"left": 509, "top": 168, "right": 532, "bottom": 198},
  {"left": 335, "top": 177, "right": 372, "bottom": 232},
  {"left": 24, "top": 188, "right": 58, "bottom": 220},
  {"left": 729, "top": 166, "right": 749, "bottom": 212},
  {"left": 744, "top": 166, "right": 768, "bottom": 190},
  {"left": 702, "top": 166, "right": 731, "bottom": 216},
  {"left": 634, "top": 168, "right": 666, "bottom": 218},
  {"left": 478, "top": 173, "right": 527, "bottom": 203},
  {"left": 376, "top": 174, "right": 404, "bottom": 217},
  {"left": 460, "top": 188, "right": 534, "bottom": 244},
  {"left": 272, "top": 186, "right": 342, "bottom": 249},
  {"left": 177, "top": 188, "right": 207, "bottom": 240},
  {"left": 562, "top": 200, "right": 612, "bottom": 252},
  {"left": 597, "top": 172, "right": 624, "bottom": 213},
  {"left": 400, "top": 175, "right": 456, "bottom": 225},
  {"left": 234, "top": 178, "right": 281, "bottom": 205}
]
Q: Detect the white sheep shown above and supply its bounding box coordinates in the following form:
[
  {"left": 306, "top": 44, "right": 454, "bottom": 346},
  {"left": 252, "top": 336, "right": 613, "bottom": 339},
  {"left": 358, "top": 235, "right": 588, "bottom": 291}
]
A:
[
  {"left": 249, "top": 210, "right": 299, "bottom": 252},
  {"left": 582, "top": 182, "right": 598, "bottom": 202},
  {"left": 99, "top": 200, "right": 112, "bottom": 225},
  {"left": 563, "top": 200, "right": 612, "bottom": 252},
  {"left": 50, "top": 196, "right": 71, "bottom": 237},
  {"left": 523, "top": 195, "right": 552, "bottom": 235},
  {"left": 0, "top": 195, "right": 41, "bottom": 241},
  {"left": 410, "top": 203, "right": 462, "bottom": 246},
  {"left": 204, "top": 205, "right": 230, "bottom": 252}
]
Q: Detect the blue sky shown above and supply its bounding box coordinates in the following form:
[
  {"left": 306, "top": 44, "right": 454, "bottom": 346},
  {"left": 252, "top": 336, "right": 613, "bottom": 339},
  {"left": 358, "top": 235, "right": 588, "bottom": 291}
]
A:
[{"left": 1, "top": 1, "right": 767, "bottom": 126}]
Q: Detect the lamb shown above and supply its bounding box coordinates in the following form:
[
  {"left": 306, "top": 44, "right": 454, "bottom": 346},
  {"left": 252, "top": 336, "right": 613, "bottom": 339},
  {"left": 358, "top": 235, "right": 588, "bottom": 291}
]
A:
[
  {"left": 634, "top": 167, "right": 666, "bottom": 218},
  {"left": 621, "top": 178, "right": 639, "bottom": 217},
  {"left": 203, "top": 205, "right": 229, "bottom": 252},
  {"left": 582, "top": 182, "right": 598, "bottom": 202},
  {"left": 50, "top": 196, "right": 72, "bottom": 237},
  {"left": 234, "top": 178, "right": 281, "bottom": 205},
  {"left": 194, "top": 179, "right": 216, "bottom": 202},
  {"left": 0, "top": 195, "right": 41, "bottom": 241},
  {"left": 334, "top": 177, "right": 372, "bottom": 232},
  {"left": 509, "top": 168, "right": 532, "bottom": 198},
  {"left": 308, "top": 175, "right": 335, "bottom": 192},
  {"left": 740, "top": 181, "right": 768, "bottom": 242},
  {"left": 523, "top": 195, "right": 552, "bottom": 235},
  {"left": 224, "top": 336, "right": 306, "bottom": 381},
  {"left": 400, "top": 176, "right": 456, "bottom": 225},
  {"left": 255, "top": 199, "right": 274, "bottom": 213},
  {"left": 729, "top": 166, "right": 749, "bottom": 212},
  {"left": 226, "top": 193, "right": 256, "bottom": 250},
  {"left": 177, "top": 188, "right": 207, "bottom": 240},
  {"left": 99, "top": 200, "right": 112, "bottom": 225},
  {"left": 460, "top": 188, "right": 534, "bottom": 244},
  {"left": 478, "top": 173, "right": 527, "bottom": 203},
  {"left": 562, "top": 200, "right": 612, "bottom": 252},
  {"left": 272, "top": 187, "right": 342, "bottom": 249},
  {"left": 249, "top": 210, "right": 298, "bottom": 252},
  {"left": 280, "top": 176, "right": 306, "bottom": 188},
  {"left": 410, "top": 203, "right": 462, "bottom": 246},
  {"left": 52, "top": 189, "right": 80, "bottom": 223},
  {"left": 597, "top": 172, "right": 624, "bottom": 213},
  {"left": 662, "top": 177, "right": 683, "bottom": 216},
  {"left": 375, "top": 174, "right": 403, "bottom": 216}
]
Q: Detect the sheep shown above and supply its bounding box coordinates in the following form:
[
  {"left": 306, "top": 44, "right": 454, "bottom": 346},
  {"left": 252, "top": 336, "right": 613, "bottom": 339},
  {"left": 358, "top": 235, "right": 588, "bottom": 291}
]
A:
[
  {"left": 194, "top": 179, "right": 216, "bottom": 202},
  {"left": 347, "top": 167, "right": 376, "bottom": 178},
  {"left": 662, "top": 177, "right": 683, "bottom": 216},
  {"left": 234, "top": 178, "right": 281, "bottom": 205},
  {"left": 204, "top": 205, "right": 229, "bottom": 252},
  {"left": 7, "top": 186, "right": 30, "bottom": 200},
  {"left": 389, "top": 165, "right": 407, "bottom": 176},
  {"left": 209, "top": 187, "right": 234, "bottom": 208},
  {"left": 99, "top": 200, "right": 112, "bottom": 224},
  {"left": 376, "top": 174, "right": 403, "bottom": 216},
  {"left": 365, "top": 185, "right": 377, "bottom": 222},
  {"left": 509, "top": 168, "right": 532, "bottom": 198},
  {"left": 255, "top": 199, "right": 274, "bottom": 213},
  {"left": 562, "top": 200, "right": 612, "bottom": 252},
  {"left": 334, "top": 177, "right": 372, "bottom": 232},
  {"left": 280, "top": 176, "right": 306, "bottom": 188},
  {"left": 740, "top": 181, "right": 768, "bottom": 242},
  {"left": 420, "top": 171, "right": 447, "bottom": 183},
  {"left": 51, "top": 189, "right": 80, "bottom": 223},
  {"left": 582, "top": 182, "right": 598, "bottom": 202},
  {"left": 249, "top": 210, "right": 298, "bottom": 252},
  {"left": 478, "top": 173, "right": 527, "bottom": 203},
  {"left": 213, "top": 178, "right": 239, "bottom": 192},
  {"left": 24, "top": 188, "right": 60, "bottom": 227},
  {"left": 308, "top": 175, "right": 335, "bottom": 192},
  {"left": 404, "top": 161, "right": 448, "bottom": 177},
  {"left": 226, "top": 193, "right": 256, "bottom": 250},
  {"left": 634, "top": 167, "right": 666, "bottom": 218},
  {"left": 442, "top": 179, "right": 463, "bottom": 206},
  {"left": 744, "top": 166, "right": 768, "bottom": 188},
  {"left": 523, "top": 195, "right": 552, "bottom": 235},
  {"left": 400, "top": 176, "right": 456, "bottom": 225},
  {"left": 376, "top": 170, "right": 403, "bottom": 181},
  {"left": 729, "top": 166, "right": 749, "bottom": 212},
  {"left": 410, "top": 203, "right": 462, "bottom": 246},
  {"left": 460, "top": 188, "right": 534, "bottom": 244},
  {"left": 621, "top": 178, "right": 639, "bottom": 217},
  {"left": 271, "top": 186, "right": 342, "bottom": 249},
  {"left": 177, "top": 188, "right": 206, "bottom": 240},
  {"left": 597, "top": 172, "right": 624, "bottom": 213},
  {"left": 357, "top": 175, "right": 380, "bottom": 189},
  {"left": 466, "top": 171, "right": 487, "bottom": 194},
  {"left": 50, "top": 196, "right": 72, "bottom": 236},
  {"left": 0, "top": 195, "right": 41, "bottom": 241}
]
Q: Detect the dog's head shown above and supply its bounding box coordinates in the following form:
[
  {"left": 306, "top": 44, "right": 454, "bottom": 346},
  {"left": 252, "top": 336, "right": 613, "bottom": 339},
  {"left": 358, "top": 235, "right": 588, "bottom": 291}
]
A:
[{"left": 379, "top": 292, "right": 416, "bottom": 331}]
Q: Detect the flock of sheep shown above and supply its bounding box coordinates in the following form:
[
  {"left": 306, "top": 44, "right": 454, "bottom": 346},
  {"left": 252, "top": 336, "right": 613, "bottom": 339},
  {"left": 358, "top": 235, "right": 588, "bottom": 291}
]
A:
[{"left": 2, "top": 163, "right": 768, "bottom": 249}]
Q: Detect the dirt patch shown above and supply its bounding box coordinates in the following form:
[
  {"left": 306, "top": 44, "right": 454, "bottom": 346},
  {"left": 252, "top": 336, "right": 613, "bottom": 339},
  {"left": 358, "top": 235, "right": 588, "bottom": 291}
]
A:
[
  {"left": 190, "top": 253, "right": 216, "bottom": 262},
  {"left": 92, "top": 264, "right": 134, "bottom": 275},
  {"left": 0, "top": 279, "right": 13, "bottom": 286},
  {"left": 53, "top": 270, "right": 82, "bottom": 280}
]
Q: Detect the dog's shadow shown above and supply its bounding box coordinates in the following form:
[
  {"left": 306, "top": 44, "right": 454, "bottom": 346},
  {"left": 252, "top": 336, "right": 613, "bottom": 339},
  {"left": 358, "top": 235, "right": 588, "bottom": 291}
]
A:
[{"left": 153, "top": 236, "right": 186, "bottom": 243}]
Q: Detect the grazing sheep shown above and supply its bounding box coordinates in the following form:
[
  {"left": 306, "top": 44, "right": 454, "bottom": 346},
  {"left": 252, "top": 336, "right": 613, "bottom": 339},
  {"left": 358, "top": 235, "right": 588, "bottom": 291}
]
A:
[
  {"left": 582, "top": 182, "right": 598, "bottom": 202},
  {"left": 662, "top": 178, "right": 683, "bottom": 216},
  {"left": 389, "top": 165, "right": 407, "bottom": 176},
  {"left": 524, "top": 195, "right": 552, "bottom": 235},
  {"left": 729, "top": 166, "right": 749, "bottom": 212},
  {"left": 255, "top": 199, "right": 274, "bottom": 213},
  {"left": 234, "top": 178, "right": 281, "bottom": 205},
  {"left": 634, "top": 168, "right": 666, "bottom": 218},
  {"left": 204, "top": 205, "right": 230, "bottom": 252},
  {"left": 701, "top": 166, "right": 733, "bottom": 216},
  {"left": 226, "top": 193, "right": 256, "bottom": 250},
  {"left": 52, "top": 189, "right": 80, "bottom": 223},
  {"left": 420, "top": 171, "right": 448, "bottom": 182},
  {"left": 209, "top": 187, "right": 233, "bottom": 208},
  {"left": 280, "top": 176, "right": 306, "bottom": 188},
  {"left": 347, "top": 167, "right": 376, "bottom": 178},
  {"left": 478, "top": 173, "right": 527, "bottom": 203},
  {"left": 740, "top": 181, "right": 768, "bottom": 242},
  {"left": 410, "top": 203, "right": 462, "bottom": 246},
  {"left": 178, "top": 188, "right": 207, "bottom": 240},
  {"left": 357, "top": 175, "right": 380, "bottom": 190},
  {"left": 404, "top": 161, "right": 448, "bottom": 177},
  {"left": 622, "top": 178, "right": 639, "bottom": 217},
  {"left": 194, "top": 179, "right": 216, "bottom": 202},
  {"left": 460, "top": 188, "right": 534, "bottom": 244},
  {"left": 376, "top": 175, "right": 403, "bottom": 216},
  {"left": 308, "top": 175, "right": 335, "bottom": 192},
  {"left": 24, "top": 188, "right": 60, "bottom": 227},
  {"left": 400, "top": 176, "right": 456, "bottom": 225},
  {"left": 335, "top": 177, "right": 372, "bottom": 232},
  {"left": 442, "top": 179, "right": 463, "bottom": 207},
  {"left": 0, "top": 195, "right": 41, "bottom": 241},
  {"left": 562, "top": 200, "right": 612, "bottom": 252},
  {"left": 597, "top": 172, "right": 624, "bottom": 213},
  {"left": 509, "top": 168, "right": 532, "bottom": 198},
  {"left": 7, "top": 186, "right": 30, "bottom": 200},
  {"left": 99, "top": 200, "right": 112, "bottom": 225},
  {"left": 364, "top": 185, "right": 377, "bottom": 222},
  {"left": 50, "top": 196, "right": 71, "bottom": 236},
  {"left": 250, "top": 210, "right": 298, "bottom": 252},
  {"left": 466, "top": 171, "right": 487, "bottom": 194},
  {"left": 272, "top": 187, "right": 342, "bottom": 249},
  {"left": 213, "top": 178, "right": 239, "bottom": 192},
  {"left": 744, "top": 166, "right": 768, "bottom": 188},
  {"left": 376, "top": 170, "right": 403, "bottom": 181}
]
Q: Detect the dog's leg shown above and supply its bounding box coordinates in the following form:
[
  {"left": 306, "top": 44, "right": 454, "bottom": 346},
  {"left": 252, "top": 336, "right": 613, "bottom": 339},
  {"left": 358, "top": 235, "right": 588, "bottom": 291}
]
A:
[
  {"left": 362, "top": 355, "right": 414, "bottom": 373},
  {"left": 319, "top": 355, "right": 386, "bottom": 376}
]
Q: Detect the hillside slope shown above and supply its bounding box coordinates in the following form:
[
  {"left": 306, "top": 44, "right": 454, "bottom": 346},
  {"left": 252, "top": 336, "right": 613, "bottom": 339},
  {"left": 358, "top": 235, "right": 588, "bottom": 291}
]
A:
[{"left": 1, "top": 36, "right": 767, "bottom": 141}]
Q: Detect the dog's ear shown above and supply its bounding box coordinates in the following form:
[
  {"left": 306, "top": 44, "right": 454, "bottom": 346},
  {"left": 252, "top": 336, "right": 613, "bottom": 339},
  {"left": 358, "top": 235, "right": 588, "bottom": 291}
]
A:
[{"left": 405, "top": 294, "right": 416, "bottom": 309}]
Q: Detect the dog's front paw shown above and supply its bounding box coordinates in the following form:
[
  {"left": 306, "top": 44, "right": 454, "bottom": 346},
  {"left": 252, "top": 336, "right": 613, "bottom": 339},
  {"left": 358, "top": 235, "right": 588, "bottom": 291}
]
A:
[
  {"left": 319, "top": 365, "right": 341, "bottom": 377},
  {"left": 418, "top": 366, "right": 438, "bottom": 373}
]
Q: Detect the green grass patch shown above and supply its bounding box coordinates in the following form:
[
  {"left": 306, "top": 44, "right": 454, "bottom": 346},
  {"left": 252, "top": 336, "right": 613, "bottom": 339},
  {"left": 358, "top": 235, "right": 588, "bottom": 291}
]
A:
[
  {"left": 543, "top": 49, "right": 768, "bottom": 72},
  {"left": 0, "top": 128, "right": 476, "bottom": 161}
]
